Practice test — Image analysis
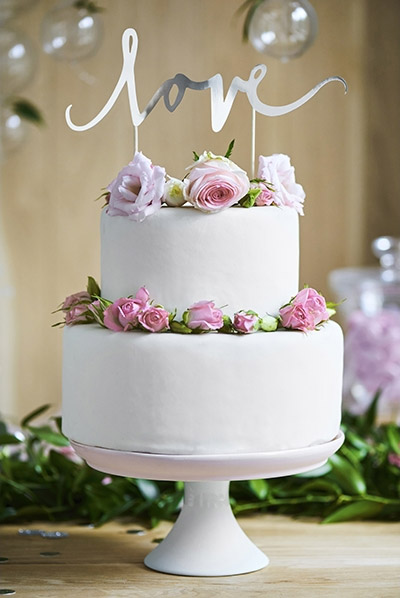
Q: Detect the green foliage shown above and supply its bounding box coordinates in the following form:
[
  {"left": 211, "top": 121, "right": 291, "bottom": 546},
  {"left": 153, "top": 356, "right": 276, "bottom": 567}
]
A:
[
  {"left": 87, "top": 276, "right": 101, "bottom": 298},
  {"left": 237, "top": 0, "right": 265, "bottom": 42},
  {"left": 73, "top": 0, "right": 104, "bottom": 13},
  {"left": 0, "top": 398, "right": 399, "bottom": 527},
  {"left": 224, "top": 139, "right": 235, "bottom": 159},
  {"left": 239, "top": 187, "right": 261, "bottom": 208},
  {"left": 11, "top": 98, "right": 44, "bottom": 126}
]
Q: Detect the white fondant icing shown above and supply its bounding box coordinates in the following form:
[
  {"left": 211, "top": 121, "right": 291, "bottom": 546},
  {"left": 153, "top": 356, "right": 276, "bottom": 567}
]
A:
[
  {"left": 62, "top": 321, "right": 343, "bottom": 455},
  {"left": 101, "top": 206, "right": 299, "bottom": 316}
]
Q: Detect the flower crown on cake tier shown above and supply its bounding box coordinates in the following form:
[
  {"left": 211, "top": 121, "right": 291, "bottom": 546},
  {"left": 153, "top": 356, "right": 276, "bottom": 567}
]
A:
[
  {"left": 56, "top": 147, "right": 339, "bottom": 334},
  {"left": 101, "top": 141, "right": 306, "bottom": 222},
  {"left": 55, "top": 277, "right": 337, "bottom": 335}
]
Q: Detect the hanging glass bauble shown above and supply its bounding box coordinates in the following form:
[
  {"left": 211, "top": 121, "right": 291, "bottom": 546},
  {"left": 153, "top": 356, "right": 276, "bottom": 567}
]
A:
[
  {"left": 0, "top": 104, "right": 29, "bottom": 160},
  {"left": 248, "top": 0, "right": 318, "bottom": 62},
  {"left": 41, "top": 0, "right": 103, "bottom": 62},
  {"left": 0, "top": 0, "right": 38, "bottom": 25},
  {"left": 0, "top": 27, "right": 37, "bottom": 97}
]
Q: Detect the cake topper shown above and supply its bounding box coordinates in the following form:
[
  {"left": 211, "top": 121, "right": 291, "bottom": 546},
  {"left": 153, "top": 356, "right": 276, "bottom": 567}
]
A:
[{"left": 65, "top": 27, "right": 347, "bottom": 172}]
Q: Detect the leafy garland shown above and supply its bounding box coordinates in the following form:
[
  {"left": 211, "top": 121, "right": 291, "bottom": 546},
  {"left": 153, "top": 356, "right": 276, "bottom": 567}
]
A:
[{"left": 0, "top": 396, "right": 399, "bottom": 527}]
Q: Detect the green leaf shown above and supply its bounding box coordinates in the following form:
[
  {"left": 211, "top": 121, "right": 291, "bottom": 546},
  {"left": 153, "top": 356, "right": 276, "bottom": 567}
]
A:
[
  {"left": 224, "top": 139, "right": 235, "bottom": 159},
  {"left": 219, "top": 314, "right": 234, "bottom": 334},
  {"left": 11, "top": 98, "right": 44, "bottom": 126},
  {"left": 21, "top": 404, "right": 52, "bottom": 428},
  {"left": 386, "top": 424, "right": 400, "bottom": 454},
  {"left": 27, "top": 425, "right": 70, "bottom": 447},
  {"left": 170, "top": 320, "right": 192, "bottom": 334},
  {"left": 0, "top": 433, "right": 23, "bottom": 445},
  {"left": 87, "top": 276, "right": 101, "bottom": 298},
  {"left": 239, "top": 187, "right": 261, "bottom": 208},
  {"left": 73, "top": 0, "right": 104, "bottom": 13},
  {"left": 362, "top": 390, "right": 381, "bottom": 433},
  {"left": 241, "top": 0, "right": 264, "bottom": 41},
  {"left": 249, "top": 479, "right": 268, "bottom": 500},
  {"left": 322, "top": 500, "right": 384, "bottom": 524},
  {"left": 52, "top": 416, "right": 63, "bottom": 434},
  {"left": 328, "top": 453, "right": 367, "bottom": 495},
  {"left": 192, "top": 151, "right": 199, "bottom": 162}
]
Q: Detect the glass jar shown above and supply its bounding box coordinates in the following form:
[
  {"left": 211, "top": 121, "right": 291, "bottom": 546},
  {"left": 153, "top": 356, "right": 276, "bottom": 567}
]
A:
[{"left": 329, "top": 237, "right": 400, "bottom": 422}]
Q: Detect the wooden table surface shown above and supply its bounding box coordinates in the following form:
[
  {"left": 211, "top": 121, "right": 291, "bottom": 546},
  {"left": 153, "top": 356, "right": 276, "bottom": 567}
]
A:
[{"left": 1, "top": 515, "right": 399, "bottom": 597}]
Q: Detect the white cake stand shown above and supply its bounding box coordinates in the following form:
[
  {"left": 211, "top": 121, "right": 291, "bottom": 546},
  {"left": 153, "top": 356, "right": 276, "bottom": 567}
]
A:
[{"left": 71, "top": 431, "right": 344, "bottom": 577}]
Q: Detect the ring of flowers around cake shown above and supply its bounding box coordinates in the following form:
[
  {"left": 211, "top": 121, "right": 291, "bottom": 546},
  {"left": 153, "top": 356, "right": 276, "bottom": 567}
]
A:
[
  {"left": 99, "top": 140, "right": 306, "bottom": 222},
  {"left": 54, "top": 277, "right": 337, "bottom": 334}
]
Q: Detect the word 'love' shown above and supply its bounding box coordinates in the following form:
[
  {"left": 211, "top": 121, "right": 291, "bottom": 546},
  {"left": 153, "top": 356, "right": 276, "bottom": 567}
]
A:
[{"left": 65, "top": 28, "right": 347, "bottom": 133}]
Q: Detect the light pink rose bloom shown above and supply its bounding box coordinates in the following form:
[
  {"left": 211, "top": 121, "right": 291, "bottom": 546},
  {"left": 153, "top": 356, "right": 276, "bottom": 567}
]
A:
[
  {"left": 279, "top": 303, "right": 315, "bottom": 331},
  {"left": 280, "top": 288, "right": 329, "bottom": 331},
  {"left": 257, "top": 154, "right": 305, "bottom": 215},
  {"left": 107, "top": 152, "right": 166, "bottom": 222},
  {"left": 104, "top": 287, "right": 150, "bottom": 331},
  {"left": 293, "top": 288, "right": 330, "bottom": 322},
  {"left": 65, "top": 304, "right": 89, "bottom": 325},
  {"left": 138, "top": 305, "right": 170, "bottom": 332},
  {"left": 186, "top": 300, "right": 224, "bottom": 330},
  {"left": 233, "top": 312, "right": 259, "bottom": 334},
  {"left": 252, "top": 182, "right": 274, "bottom": 207},
  {"left": 186, "top": 155, "right": 249, "bottom": 213},
  {"left": 62, "top": 291, "right": 91, "bottom": 311}
]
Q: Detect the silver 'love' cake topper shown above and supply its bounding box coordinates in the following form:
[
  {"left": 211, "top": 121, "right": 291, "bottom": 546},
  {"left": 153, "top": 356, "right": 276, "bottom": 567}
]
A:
[{"left": 65, "top": 28, "right": 347, "bottom": 172}]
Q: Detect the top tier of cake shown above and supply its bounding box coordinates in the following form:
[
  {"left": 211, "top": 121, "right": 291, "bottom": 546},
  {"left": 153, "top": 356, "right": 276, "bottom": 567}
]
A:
[{"left": 101, "top": 205, "right": 299, "bottom": 316}]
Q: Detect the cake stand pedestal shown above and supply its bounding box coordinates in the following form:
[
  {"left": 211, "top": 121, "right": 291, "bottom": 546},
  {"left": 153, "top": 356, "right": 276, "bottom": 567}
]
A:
[{"left": 71, "top": 431, "right": 344, "bottom": 577}]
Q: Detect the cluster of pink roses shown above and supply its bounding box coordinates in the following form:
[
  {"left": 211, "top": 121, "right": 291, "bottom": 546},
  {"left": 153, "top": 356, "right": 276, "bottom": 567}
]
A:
[
  {"left": 60, "top": 281, "right": 333, "bottom": 335},
  {"left": 105, "top": 148, "right": 305, "bottom": 221}
]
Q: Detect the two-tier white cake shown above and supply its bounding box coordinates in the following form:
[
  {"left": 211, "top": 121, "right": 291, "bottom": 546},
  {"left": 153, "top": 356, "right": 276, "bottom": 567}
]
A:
[{"left": 62, "top": 161, "right": 343, "bottom": 455}]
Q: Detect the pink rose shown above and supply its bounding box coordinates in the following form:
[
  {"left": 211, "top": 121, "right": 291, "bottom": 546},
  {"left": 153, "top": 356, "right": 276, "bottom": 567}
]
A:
[
  {"left": 104, "top": 287, "right": 150, "bottom": 332},
  {"left": 257, "top": 154, "right": 305, "bottom": 214},
  {"left": 280, "top": 288, "right": 330, "bottom": 331},
  {"left": 107, "top": 152, "right": 166, "bottom": 222},
  {"left": 233, "top": 312, "right": 259, "bottom": 334},
  {"left": 186, "top": 300, "right": 224, "bottom": 330},
  {"left": 279, "top": 303, "right": 315, "bottom": 332},
  {"left": 138, "top": 305, "right": 170, "bottom": 332},
  {"left": 62, "top": 291, "right": 91, "bottom": 311},
  {"left": 65, "top": 304, "right": 89, "bottom": 325},
  {"left": 186, "top": 154, "right": 249, "bottom": 213},
  {"left": 252, "top": 182, "right": 274, "bottom": 207},
  {"left": 293, "top": 288, "right": 330, "bottom": 321}
]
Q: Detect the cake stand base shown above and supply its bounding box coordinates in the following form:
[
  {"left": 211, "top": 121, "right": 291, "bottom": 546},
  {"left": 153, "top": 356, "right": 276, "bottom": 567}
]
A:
[
  {"left": 144, "top": 481, "right": 268, "bottom": 576},
  {"left": 71, "top": 431, "right": 344, "bottom": 577}
]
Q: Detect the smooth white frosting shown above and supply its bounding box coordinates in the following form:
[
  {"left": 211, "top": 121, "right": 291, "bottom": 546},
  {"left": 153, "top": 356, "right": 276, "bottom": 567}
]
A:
[
  {"left": 101, "top": 206, "right": 299, "bottom": 316},
  {"left": 62, "top": 321, "right": 343, "bottom": 455}
]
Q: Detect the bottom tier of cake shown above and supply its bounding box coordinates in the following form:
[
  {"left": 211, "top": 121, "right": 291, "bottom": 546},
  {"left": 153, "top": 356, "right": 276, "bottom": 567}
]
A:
[{"left": 62, "top": 321, "right": 343, "bottom": 455}]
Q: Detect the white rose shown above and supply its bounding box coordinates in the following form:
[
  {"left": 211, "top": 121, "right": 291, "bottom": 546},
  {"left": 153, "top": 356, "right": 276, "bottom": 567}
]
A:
[{"left": 163, "top": 177, "right": 188, "bottom": 207}]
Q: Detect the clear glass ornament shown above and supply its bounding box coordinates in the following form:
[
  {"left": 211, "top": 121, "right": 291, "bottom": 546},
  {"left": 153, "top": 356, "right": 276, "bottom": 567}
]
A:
[
  {"left": 248, "top": 0, "right": 318, "bottom": 62},
  {"left": 0, "top": 27, "right": 36, "bottom": 97},
  {"left": 0, "top": 0, "right": 38, "bottom": 25},
  {"left": 0, "top": 103, "right": 29, "bottom": 160},
  {"left": 41, "top": 0, "right": 103, "bottom": 62}
]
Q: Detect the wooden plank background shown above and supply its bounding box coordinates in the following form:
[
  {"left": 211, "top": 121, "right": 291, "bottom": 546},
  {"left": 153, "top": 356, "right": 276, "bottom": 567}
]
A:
[{"left": 0, "top": 0, "right": 399, "bottom": 419}]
